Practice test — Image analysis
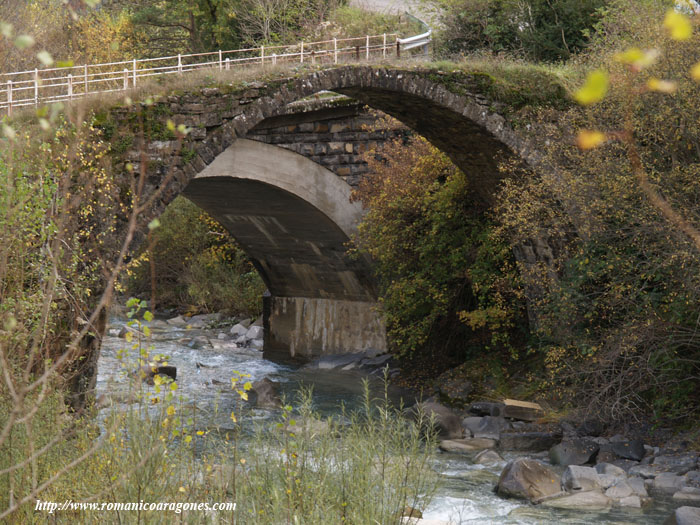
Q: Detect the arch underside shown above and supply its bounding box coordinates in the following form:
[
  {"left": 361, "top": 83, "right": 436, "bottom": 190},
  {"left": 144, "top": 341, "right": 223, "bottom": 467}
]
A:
[{"left": 182, "top": 138, "right": 375, "bottom": 303}]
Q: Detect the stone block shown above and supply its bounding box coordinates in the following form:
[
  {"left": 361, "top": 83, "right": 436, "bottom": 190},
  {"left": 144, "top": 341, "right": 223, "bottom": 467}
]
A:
[{"left": 502, "top": 399, "right": 544, "bottom": 421}]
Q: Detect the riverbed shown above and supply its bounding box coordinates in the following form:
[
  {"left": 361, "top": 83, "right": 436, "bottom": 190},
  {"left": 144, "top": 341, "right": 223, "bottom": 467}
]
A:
[{"left": 96, "top": 312, "right": 675, "bottom": 524}]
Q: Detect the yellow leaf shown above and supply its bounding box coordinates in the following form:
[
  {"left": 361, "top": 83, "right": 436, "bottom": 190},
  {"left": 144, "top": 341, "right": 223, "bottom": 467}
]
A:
[
  {"left": 614, "top": 47, "right": 659, "bottom": 69},
  {"left": 647, "top": 78, "right": 677, "bottom": 93},
  {"left": 663, "top": 10, "right": 692, "bottom": 41},
  {"left": 196, "top": 430, "right": 205, "bottom": 436},
  {"left": 230, "top": 411, "right": 237, "bottom": 423},
  {"left": 170, "top": 382, "right": 178, "bottom": 391},
  {"left": 166, "top": 405, "right": 175, "bottom": 416},
  {"left": 691, "top": 62, "right": 700, "bottom": 82},
  {"left": 178, "top": 486, "right": 186, "bottom": 493},
  {"left": 184, "top": 435, "right": 192, "bottom": 443},
  {"left": 243, "top": 381, "right": 252, "bottom": 391},
  {"left": 124, "top": 331, "right": 133, "bottom": 343},
  {"left": 576, "top": 130, "right": 607, "bottom": 150},
  {"left": 574, "top": 70, "right": 609, "bottom": 106}
]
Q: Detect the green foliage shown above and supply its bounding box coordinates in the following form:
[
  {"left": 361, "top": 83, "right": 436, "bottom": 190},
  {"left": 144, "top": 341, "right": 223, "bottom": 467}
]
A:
[
  {"left": 428, "top": 0, "right": 609, "bottom": 61},
  {"left": 126, "top": 195, "right": 266, "bottom": 316},
  {"left": 353, "top": 136, "right": 525, "bottom": 360},
  {"left": 495, "top": 3, "right": 700, "bottom": 422}
]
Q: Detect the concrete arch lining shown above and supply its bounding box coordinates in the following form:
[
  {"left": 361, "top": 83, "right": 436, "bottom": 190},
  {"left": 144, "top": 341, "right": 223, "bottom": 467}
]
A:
[{"left": 192, "top": 138, "right": 365, "bottom": 238}]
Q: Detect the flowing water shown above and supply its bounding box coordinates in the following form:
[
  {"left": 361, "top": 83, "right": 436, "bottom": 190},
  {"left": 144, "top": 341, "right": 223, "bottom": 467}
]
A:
[{"left": 96, "top": 312, "right": 676, "bottom": 524}]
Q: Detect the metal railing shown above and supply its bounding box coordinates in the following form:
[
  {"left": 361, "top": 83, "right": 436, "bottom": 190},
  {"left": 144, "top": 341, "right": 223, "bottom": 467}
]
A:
[{"left": 0, "top": 31, "right": 431, "bottom": 115}]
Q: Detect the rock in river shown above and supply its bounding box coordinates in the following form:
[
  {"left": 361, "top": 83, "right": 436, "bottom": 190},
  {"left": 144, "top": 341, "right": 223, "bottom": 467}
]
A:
[{"left": 497, "top": 458, "right": 560, "bottom": 502}]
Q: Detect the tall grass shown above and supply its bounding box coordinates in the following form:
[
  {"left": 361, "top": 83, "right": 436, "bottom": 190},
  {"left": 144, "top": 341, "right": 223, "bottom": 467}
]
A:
[{"left": 2, "top": 360, "right": 439, "bottom": 523}]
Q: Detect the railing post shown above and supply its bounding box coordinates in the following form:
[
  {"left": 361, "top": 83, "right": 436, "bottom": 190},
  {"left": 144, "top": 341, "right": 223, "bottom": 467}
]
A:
[
  {"left": 34, "top": 69, "right": 39, "bottom": 106},
  {"left": 261, "top": 45, "right": 265, "bottom": 65},
  {"left": 355, "top": 45, "right": 360, "bottom": 61},
  {"left": 333, "top": 37, "right": 338, "bottom": 64},
  {"left": 7, "top": 80, "right": 12, "bottom": 116},
  {"left": 123, "top": 69, "right": 128, "bottom": 90},
  {"left": 84, "top": 64, "right": 88, "bottom": 95},
  {"left": 225, "top": 57, "right": 230, "bottom": 71},
  {"left": 366, "top": 35, "right": 370, "bottom": 60},
  {"left": 300, "top": 41, "right": 304, "bottom": 63},
  {"left": 396, "top": 39, "right": 401, "bottom": 58},
  {"left": 133, "top": 58, "right": 137, "bottom": 87},
  {"left": 383, "top": 33, "right": 386, "bottom": 58},
  {"left": 177, "top": 54, "right": 182, "bottom": 74},
  {"left": 311, "top": 50, "right": 316, "bottom": 64},
  {"left": 272, "top": 54, "right": 277, "bottom": 65},
  {"left": 219, "top": 50, "right": 223, "bottom": 71},
  {"left": 68, "top": 74, "right": 73, "bottom": 101}
]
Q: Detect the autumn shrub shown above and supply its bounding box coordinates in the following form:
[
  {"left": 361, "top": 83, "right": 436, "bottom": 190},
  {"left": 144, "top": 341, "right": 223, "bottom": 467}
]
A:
[
  {"left": 126, "top": 195, "right": 266, "bottom": 317},
  {"left": 495, "top": 1, "right": 700, "bottom": 423},
  {"left": 426, "top": 0, "right": 610, "bottom": 62},
  {"left": 352, "top": 136, "right": 526, "bottom": 361}
]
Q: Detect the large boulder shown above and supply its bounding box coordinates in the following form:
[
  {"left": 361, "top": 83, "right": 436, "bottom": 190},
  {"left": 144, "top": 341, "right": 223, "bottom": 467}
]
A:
[
  {"left": 541, "top": 491, "right": 612, "bottom": 510},
  {"left": 245, "top": 325, "right": 264, "bottom": 340},
  {"left": 497, "top": 458, "right": 560, "bottom": 501},
  {"left": 133, "top": 364, "right": 177, "bottom": 385},
  {"left": 410, "top": 402, "right": 463, "bottom": 439},
  {"left": 664, "top": 507, "right": 700, "bottom": 525},
  {"left": 502, "top": 399, "right": 544, "bottom": 421},
  {"left": 605, "top": 480, "right": 635, "bottom": 499},
  {"left": 653, "top": 472, "right": 686, "bottom": 495},
  {"left": 230, "top": 323, "right": 249, "bottom": 337},
  {"left": 562, "top": 465, "right": 602, "bottom": 492},
  {"left": 462, "top": 416, "right": 484, "bottom": 437},
  {"left": 249, "top": 378, "right": 281, "bottom": 408},
  {"left": 473, "top": 416, "right": 509, "bottom": 440},
  {"left": 550, "top": 439, "right": 599, "bottom": 466},
  {"left": 595, "top": 463, "right": 628, "bottom": 489},
  {"left": 474, "top": 449, "right": 504, "bottom": 465},
  {"left": 166, "top": 314, "right": 188, "bottom": 326},
  {"left": 672, "top": 487, "right": 700, "bottom": 505},
  {"left": 617, "top": 495, "right": 643, "bottom": 508},
  {"left": 653, "top": 454, "right": 699, "bottom": 475},
  {"left": 611, "top": 439, "right": 645, "bottom": 461},
  {"left": 188, "top": 312, "right": 222, "bottom": 327},
  {"left": 628, "top": 476, "right": 649, "bottom": 497},
  {"left": 686, "top": 471, "right": 700, "bottom": 488}
]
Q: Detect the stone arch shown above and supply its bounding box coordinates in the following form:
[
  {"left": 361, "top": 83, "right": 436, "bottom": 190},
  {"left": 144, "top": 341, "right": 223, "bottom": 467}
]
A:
[
  {"left": 181, "top": 138, "right": 384, "bottom": 359},
  {"left": 149, "top": 67, "right": 534, "bottom": 216},
  {"left": 113, "top": 66, "right": 539, "bottom": 360}
]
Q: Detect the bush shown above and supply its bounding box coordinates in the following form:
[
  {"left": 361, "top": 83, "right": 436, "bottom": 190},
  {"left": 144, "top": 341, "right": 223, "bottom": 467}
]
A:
[
  {"left": 494, "top": 1, "right": 700, "bottom": 422},
  {"left": 2, "top": 355, "right": 439, "bottom": 523},
  {"left": 352, "top": 136, "right": 526, "bottom": 361}
]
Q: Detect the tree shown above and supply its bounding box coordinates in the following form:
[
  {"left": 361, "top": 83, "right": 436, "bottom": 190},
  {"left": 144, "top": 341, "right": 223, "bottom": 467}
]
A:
[
  {"left": 430, "top": 0, "right": 609, "bottom": 61},
  {"left": 113, "top": 0, "right": 242, "bottom": 55}
]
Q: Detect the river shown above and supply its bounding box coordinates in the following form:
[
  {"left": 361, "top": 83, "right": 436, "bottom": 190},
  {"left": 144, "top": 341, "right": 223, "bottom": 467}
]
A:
[{"left": 96, "top": 311, "right": 675, "bottom": 524}]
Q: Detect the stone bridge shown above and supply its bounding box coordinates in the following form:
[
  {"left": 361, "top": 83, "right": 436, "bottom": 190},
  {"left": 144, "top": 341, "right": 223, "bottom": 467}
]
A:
[{"left": 102, "top": 65, "right": 548, "bottom": 365}]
